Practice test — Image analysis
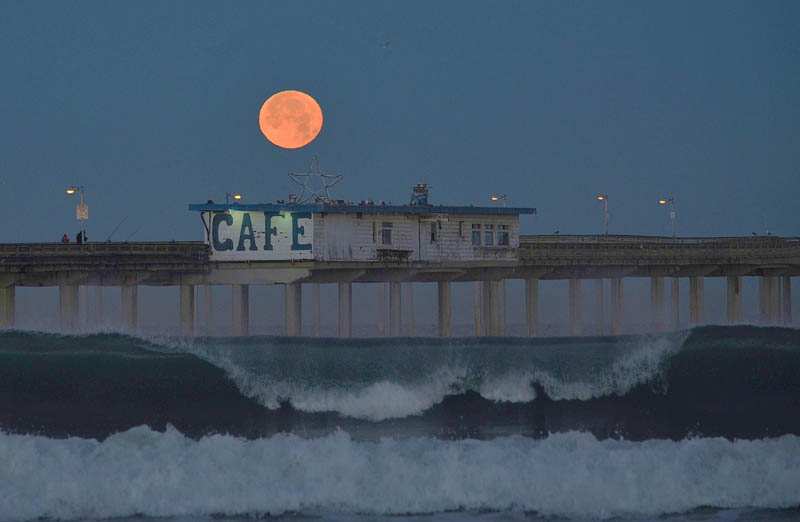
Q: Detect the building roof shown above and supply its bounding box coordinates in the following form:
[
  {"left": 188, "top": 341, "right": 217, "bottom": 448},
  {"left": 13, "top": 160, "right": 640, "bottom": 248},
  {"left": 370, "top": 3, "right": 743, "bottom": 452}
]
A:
[{"left": 188, "top": 202, "right": 537, "bottom": 216}]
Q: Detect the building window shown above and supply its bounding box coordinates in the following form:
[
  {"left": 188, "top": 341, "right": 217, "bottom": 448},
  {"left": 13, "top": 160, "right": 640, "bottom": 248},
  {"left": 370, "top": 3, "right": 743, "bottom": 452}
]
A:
[
  {"left": 430, "top": 222, "right": 437, "bottom": 243},
  {"left": 484, "top": 224, "right": 494, "bottom": 246},
  {"left": 372, "top": 221, "right": 377, "bottom": 243},
  {"left": 381, "top": 222, "right": 393, "bottom": 245},
  {"left": 458, "top": 221, "right": 464, "bottom": 238},
  {"left": 471, "top": 224, "right": 481, "bottom": 246},
  {"left": 498, "top": 224, "right": 509, "bottom": 246}
]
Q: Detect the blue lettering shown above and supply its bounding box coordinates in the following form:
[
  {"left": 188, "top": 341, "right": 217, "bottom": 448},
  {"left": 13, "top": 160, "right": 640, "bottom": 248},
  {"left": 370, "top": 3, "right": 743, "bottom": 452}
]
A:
[
  {"left": 211, "top": 213, "right": 233, "bottom": 251},
  {"left": 291, "top": 212, "right": 312, "bottom": 251},
  {"left": 263, "top": 212, "right": 279, "bottom": 251},
  {"left": 236, "top": 213, "right": 258, "bottom": 251}
]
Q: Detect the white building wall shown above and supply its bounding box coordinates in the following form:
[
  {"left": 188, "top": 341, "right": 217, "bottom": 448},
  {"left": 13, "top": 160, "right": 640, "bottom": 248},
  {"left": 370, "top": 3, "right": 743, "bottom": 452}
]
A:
[{"left": 313, "top": 212, "right": 518, "bottom": 262}]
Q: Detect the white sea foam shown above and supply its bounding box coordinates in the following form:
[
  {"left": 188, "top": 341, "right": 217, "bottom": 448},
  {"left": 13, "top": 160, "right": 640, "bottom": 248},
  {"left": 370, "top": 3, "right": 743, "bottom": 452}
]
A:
[
  {"left": 1, "top": 427, "right": 799, "bottom": 521},
  {"left": 178, "top": 334, "right": 684, "bottom": 420}
]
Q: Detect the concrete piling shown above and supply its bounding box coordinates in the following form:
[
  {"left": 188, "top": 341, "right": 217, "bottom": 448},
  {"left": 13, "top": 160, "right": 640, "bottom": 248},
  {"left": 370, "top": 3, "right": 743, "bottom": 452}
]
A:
[
  {"left": 232, "top": 284, "right": 251, "bottom": 336},
  {"left": 377, "top": 282, "right": 387, "bottom": 336},
  {"left": 121, "top": 285, "right": 138, "bottom": 331},
  {"left": 59, "top": 284, "right": 79, "bottom": 332},
  {"left": 525, "top": 278, "right": 539, "bottom": 337},
  {"left": 312, "top": 283, "right": 321, "bottom": 337},
  {"left": 179, "top": 284, "right": 195, "bottom": 336},
  {"left": 726, "top": 276, "right": 742, "bottom": 324},
  {"left": 0, "top": 286, "right": 15, "bottom": 328},
  {"left": 437, "top": 281, "right": 452, "bottom": 337},
  {"left": 569, "top": 279, "right": 582, "bottom": 336},
  {"left": 200, "top": 285, "right": 213, "bottom": 336},
  {"left": 670, "top": 278, "right": 680, "bottom": 330},
  {"left": 783, "top": 276, "right": 793, "bottom": 325},
  {"left": 404, "top": 283, "right": 416, "bottom": 336},
  {"left": 283, "top": 283, "right": 300, "bottom": 337},
  {"left": 650, "top": 277, "right": 665, "bottom": 331},
  {"left": 610, "top": 278, "right": 623, "bottom": 335},
  {"left": 389, "top": 282, "right": 402, "bottom": 336},
  {"left": 338, "top": 282, "right": 352, "bottom": 337},
  {"left": 481, "top": 280, "right": 496, "bottom": 336},
  {"left": 689, "top": 277, "right": 704, "bottom": 326},
  {"left": 473, "top": 282, "right": 483, "bottom": 336},
  {"left": 595, "top": 279, "right": 605, "bottom": 335}
]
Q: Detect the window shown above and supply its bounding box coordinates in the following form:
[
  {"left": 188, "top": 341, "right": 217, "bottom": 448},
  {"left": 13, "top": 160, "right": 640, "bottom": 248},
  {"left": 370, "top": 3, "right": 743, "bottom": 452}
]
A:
[
  {"left": 430, "top": 222, "right": 437, "bottom": 243},
  {"left": 471, "top": 224, "right": 481, "bottom": 246},
  {"left": 484, "top": 224, "right": 494, "bottom": 246},
  {"left": 498, "top": 224, "right": 509, "bottom": 246},
  {"left": 381, "top": 222, "right": 393, "bottom": 245},
  {"left": 458, "top": 221, "right": 464, "bottom": 238},
  {"left": 372, "top": 221, "right": 377, "bottom": 243}
]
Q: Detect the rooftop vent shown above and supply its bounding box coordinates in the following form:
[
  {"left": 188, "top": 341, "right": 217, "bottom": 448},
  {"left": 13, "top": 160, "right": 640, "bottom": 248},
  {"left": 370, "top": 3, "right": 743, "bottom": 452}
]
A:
[{"left": 410, "top": 183, "right": 430, "bottom": 206}]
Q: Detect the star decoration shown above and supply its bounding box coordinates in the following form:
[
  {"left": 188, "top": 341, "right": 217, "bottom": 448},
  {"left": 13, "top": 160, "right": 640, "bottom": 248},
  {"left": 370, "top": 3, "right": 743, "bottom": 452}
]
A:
[{"left": 288, "top": 155, "right": 343, "bottom": 204}]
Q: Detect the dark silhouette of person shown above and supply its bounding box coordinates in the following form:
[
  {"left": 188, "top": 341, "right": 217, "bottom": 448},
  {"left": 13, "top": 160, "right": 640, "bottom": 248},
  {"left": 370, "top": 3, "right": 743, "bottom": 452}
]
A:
[
  {"left": 61, "top": 233, "right": 69, "bottom": 243},
  {"left": 76, "top": 231, "right": 83, "bottom": 244}
]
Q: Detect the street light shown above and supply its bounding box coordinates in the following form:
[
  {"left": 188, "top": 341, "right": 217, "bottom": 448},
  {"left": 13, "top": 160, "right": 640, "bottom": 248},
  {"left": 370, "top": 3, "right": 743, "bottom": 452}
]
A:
[
  {"left": 658, "top": 197, "right": 676, "bottom": 238},
  {"left": 65, "top": 185, "right": 88, "bottom": 241},
  {"left": 489, "top": 194, "right": 507, "bottom": 207},
  {"left": 595, "top": 194, "right": 609, "bottom": 236},
  {"left": 225, "top": 192, "right": 243, "bottom": 204}
]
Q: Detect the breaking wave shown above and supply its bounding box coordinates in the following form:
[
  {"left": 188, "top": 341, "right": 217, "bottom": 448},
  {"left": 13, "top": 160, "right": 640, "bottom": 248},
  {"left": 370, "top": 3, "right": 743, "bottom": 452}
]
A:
[
  {"left": 1, "top": 326, "right": 799, "bottom": 440},
  {"left": 1, "top": 426, "right": 799, "bottom": 521}
]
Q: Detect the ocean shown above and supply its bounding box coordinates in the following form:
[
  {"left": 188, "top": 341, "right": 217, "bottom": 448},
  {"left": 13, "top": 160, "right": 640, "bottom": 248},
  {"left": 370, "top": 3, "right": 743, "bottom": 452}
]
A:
[{"left": 1, "top": 326, "right": 799, "bottom": 521}]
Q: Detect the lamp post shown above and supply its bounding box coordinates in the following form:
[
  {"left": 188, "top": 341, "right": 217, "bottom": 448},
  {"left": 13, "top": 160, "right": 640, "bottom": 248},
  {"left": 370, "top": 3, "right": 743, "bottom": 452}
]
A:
[
  {"left": 225, "top": 192, "right": 243, "bottom": 205},
  {"left": 595, "top": 194, "right": 609, "bottom": 236},
  {"left": 489, "top": 194, "right": 507, "bottom": 207},
  {"left": 65, "top": 185, "right": 88, "bottom": 241},
  {"left": 658, "top": 197, "right": 676, "bottom": 238}
]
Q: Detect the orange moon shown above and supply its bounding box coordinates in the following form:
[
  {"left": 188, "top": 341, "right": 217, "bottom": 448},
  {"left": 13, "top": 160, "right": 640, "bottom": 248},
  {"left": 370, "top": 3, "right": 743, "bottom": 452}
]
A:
[{"left": 258, "top": 90, "right": 323, "bottom": 149}]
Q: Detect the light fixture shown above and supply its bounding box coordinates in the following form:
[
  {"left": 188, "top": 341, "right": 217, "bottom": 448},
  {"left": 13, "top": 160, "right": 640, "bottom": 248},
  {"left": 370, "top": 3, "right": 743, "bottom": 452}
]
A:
[{"left": 226, "top": 192, "right": 244, "bottom": 204}]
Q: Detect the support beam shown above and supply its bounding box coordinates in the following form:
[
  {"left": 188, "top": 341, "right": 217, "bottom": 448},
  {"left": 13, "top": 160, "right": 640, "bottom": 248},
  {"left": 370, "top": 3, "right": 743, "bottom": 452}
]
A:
[
  {"left": 389, "top": 282, "right": 402, "bottom": 336},
  {"left": 759, "top": 276, "right": 769, "bottom": 324},
  {"left": 283, "top": 283, "right": 300, "bottom": 336},
  {"left": 726, "top": 276, "right": 742, "bottom": 324},
  {"left": 59, "top": 284, "right": 79, "bottom": 332},
  {"left": 377, "top": 283, "right": 387, "bottom": 336},
  {"left": 610, "top": 278, "right": 623, "bottom": 335},
  {"left": 473, "top": 282, "right": 483, "bottom": 336},
  {"left": 783, "top": 276, "right": 793, "bottom": 325},
  {"left": 201, "top": 285, "right": 213, "bottom": 336},
  {"left": 595, "top": 279, "right": 604, "bottom": 335},
  {"left": 670, "top": 278, "right": 680, "bottom": 331},
  {"left": 120, "top": 285, "right": 138, "bottom": 331},
  {"left": 770, "top": 277, "right": 782, "bottom": 324},
  {"left": 312, "top": 283, "right": 321, "bottom": 337},
  {"left": 338, "top": 282, "right": 352, "bottom": 337},
  {"left": 496, "top": 280, "right": 506, "bottom": 336},
  {"left": 404, "top": 283, "right": 416, "bottom": 336},
  {"left": 437, "top": 281, "right": 452, "bottom": 337},
  {"left": 689, "top": 277, "right": 704, "bottom": 326},
  {"left": 760, "top": 277, "right": 779, "bottom": 325},
  {"left": 650, "top": 277, "right": 665, "bottom": 331},
  {"left": 481, "top": 280, "right": 497, "bottom": 336},
  {"left": 179, "top": 284, "right": 195, "bottom": 337},
  {"left": 93, "top": 286, "right": 104, "bottom": 326},
  {"left": 232, "top": 284, "right": 251, "bottom": 336},
  {"left": 0, "top": 286, "right": 15, "bottom": 328},
  {"left": 568, "top": 279, "right": 582, "bottom": 336},
  {"left": 525, "top": 278, "right": 539, "bottom": 337}
]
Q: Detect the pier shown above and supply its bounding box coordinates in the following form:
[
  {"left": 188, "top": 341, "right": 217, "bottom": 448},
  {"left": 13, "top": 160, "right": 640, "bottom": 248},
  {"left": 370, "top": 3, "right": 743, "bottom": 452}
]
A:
[{"left": 0, "top": 235, "right": 796, "bottom": 336}]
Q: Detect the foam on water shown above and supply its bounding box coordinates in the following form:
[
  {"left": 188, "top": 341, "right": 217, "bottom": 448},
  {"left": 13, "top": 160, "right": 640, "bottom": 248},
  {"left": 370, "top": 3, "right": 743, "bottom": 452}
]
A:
[
  {"left": 171, "top": 333, "right": 683, "bottom": 420},
  {"left": 1, "top": 427, "right": 799, "bottom": 521}
]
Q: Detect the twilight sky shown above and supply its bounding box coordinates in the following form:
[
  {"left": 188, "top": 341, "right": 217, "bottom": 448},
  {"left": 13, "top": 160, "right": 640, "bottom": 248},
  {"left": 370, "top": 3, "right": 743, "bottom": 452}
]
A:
[{"left": 1, "top": 0, "right": 798, "bottom": 243}]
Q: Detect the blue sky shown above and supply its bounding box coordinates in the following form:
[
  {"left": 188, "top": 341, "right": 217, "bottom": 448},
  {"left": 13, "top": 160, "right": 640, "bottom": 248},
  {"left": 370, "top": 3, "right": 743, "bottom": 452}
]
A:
[{"left": 1, "top": 0, "right": 798, "bottom": 242}]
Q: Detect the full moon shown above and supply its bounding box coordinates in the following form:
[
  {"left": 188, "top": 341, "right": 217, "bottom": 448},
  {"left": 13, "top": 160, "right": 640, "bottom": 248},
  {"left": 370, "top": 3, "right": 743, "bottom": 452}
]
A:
[{"left": 258, "top": 90, "right": 323, "bottom": 149}]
